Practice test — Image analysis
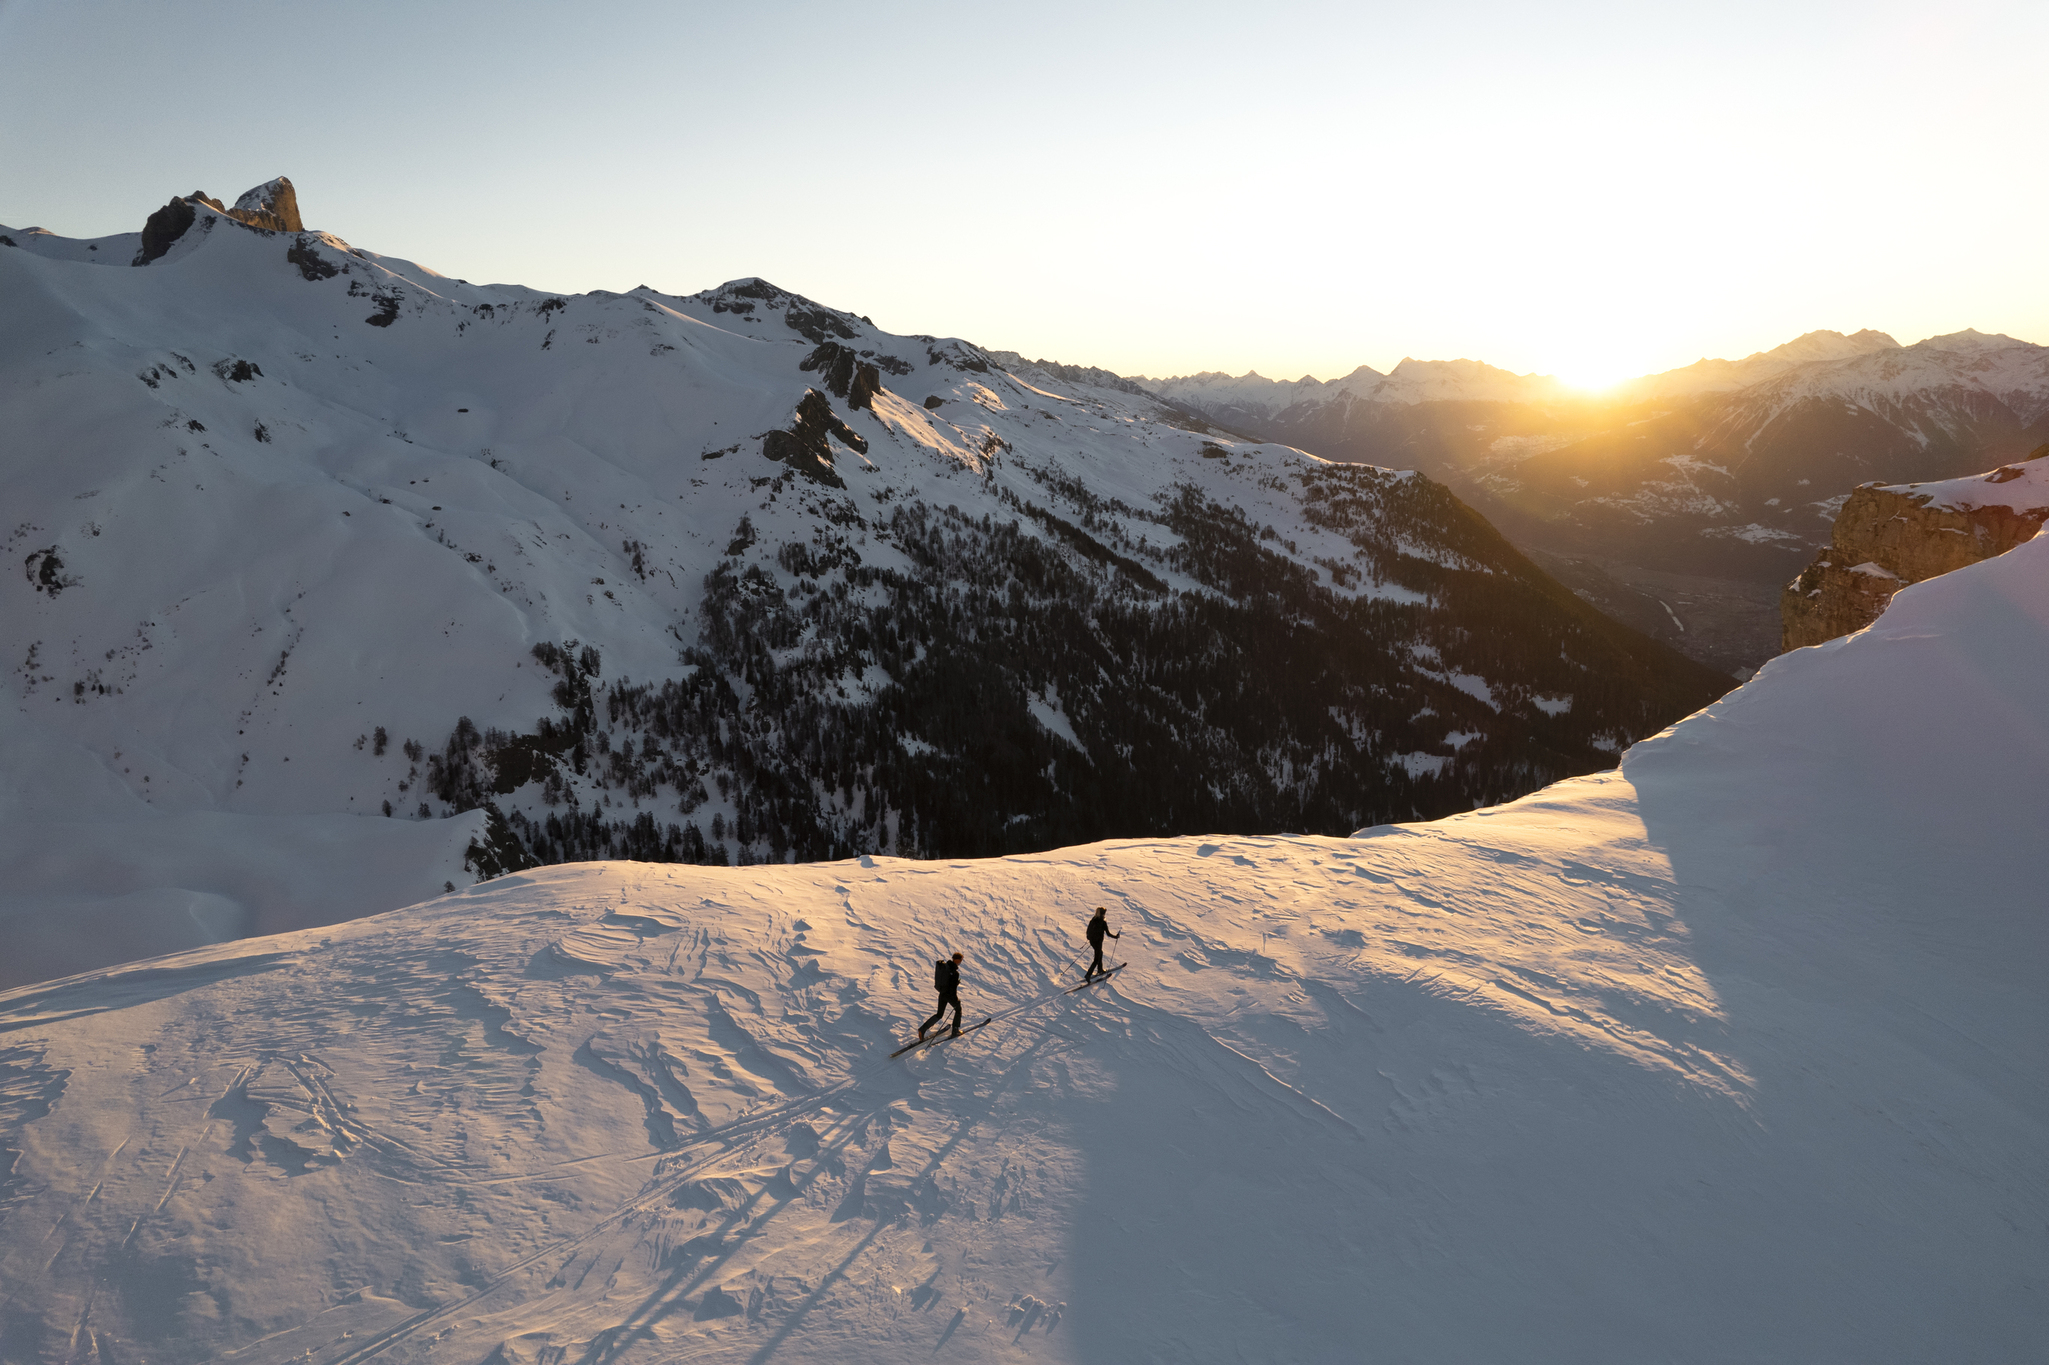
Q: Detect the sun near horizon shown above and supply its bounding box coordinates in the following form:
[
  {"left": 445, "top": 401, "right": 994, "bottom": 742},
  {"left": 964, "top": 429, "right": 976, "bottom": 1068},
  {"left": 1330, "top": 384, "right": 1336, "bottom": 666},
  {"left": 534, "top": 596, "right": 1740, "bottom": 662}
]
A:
[{"left": 1549, "top": 361, "right": 1637, "bottom": 394}]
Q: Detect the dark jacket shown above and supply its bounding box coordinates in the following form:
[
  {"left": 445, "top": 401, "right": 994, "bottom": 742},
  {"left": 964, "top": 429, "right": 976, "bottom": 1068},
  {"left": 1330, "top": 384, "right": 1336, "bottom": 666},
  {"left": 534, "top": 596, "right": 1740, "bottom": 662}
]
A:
[
  {"left": 1087, "top": 917, "right": 1114, "bottom": 946},
  {"left": 934, "top": 959, "right": 960, "bottom": 994}
]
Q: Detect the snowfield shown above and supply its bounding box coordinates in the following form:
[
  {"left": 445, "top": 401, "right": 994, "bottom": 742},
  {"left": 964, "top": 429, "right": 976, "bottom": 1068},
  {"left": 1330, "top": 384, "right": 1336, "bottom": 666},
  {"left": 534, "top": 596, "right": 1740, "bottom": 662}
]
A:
[
  {"left": 1877, "top": 450, "right": 2049, "bottom": 514},
  {"left": 1, "top": 517, "right": 2042, "bottom": 1361}
]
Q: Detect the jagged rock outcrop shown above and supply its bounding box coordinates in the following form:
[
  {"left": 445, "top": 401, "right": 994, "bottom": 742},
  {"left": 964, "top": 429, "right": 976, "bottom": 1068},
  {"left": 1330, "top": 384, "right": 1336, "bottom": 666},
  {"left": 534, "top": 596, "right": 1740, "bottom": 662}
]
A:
[
  {"left": 230, "top": 177, "right": 303, "bottom": 233},
  {"left": 132, "top": 178, "right": 302, "bottom": 264},
  {"left": 1782, "top": 447, "right": 2049, "bottom": 649},
  {"left": 134, "top": 196, "right": 199, "bottom": 264},
  {"left": 760, "top": 389, "right": 865, "bottom": 486}
]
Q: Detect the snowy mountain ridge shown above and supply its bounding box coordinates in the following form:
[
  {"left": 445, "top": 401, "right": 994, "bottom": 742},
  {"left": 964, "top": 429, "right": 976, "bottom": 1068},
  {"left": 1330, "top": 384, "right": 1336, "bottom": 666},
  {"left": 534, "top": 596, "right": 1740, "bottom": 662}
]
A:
[
  {"left": 1714, "top": 328, "right": 2049, "bottom": 426},
  {"left": 1139, "top": 355, "right": 1568, "bottom": 418},
  {"left": 1135, "top": 328, "right": 1918, "bottom": 418},
  {"left": 1613, "top": 326, "right": 1905, "bottom": 401},
  {"left": 1137, "top": 327, "right": 2041, "bottom": 420},
  {"left": 0, "top": 185, "right": 1726, "bottom": 988}
]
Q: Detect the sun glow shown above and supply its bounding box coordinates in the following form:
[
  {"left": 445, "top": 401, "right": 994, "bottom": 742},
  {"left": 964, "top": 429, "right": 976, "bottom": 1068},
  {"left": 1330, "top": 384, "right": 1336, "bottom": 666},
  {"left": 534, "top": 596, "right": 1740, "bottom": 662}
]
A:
[{"left": 1549, "top": 360, "right": 1638, "bottom": 394}]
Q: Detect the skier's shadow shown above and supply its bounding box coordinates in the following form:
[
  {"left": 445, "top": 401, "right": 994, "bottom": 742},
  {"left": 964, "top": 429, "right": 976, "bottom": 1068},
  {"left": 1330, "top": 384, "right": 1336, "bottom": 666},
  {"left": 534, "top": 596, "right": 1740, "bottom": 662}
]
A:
[
  {"left": 741, "top": 1027, "right": 1063, "bottom": 1365},
  {"left": 574, "top": 1022, "right": 1052, "bottom": 1365},
  {"left": 576, "top": 1087, "right": 896, "bottom": 1363}
]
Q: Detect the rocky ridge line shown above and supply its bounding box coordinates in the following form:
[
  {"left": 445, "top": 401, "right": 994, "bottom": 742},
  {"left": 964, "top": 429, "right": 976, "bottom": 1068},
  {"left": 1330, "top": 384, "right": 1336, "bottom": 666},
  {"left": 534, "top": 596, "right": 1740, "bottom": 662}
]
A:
[{"left": 135, "top": 177, "right": 302, "bottom": 264}]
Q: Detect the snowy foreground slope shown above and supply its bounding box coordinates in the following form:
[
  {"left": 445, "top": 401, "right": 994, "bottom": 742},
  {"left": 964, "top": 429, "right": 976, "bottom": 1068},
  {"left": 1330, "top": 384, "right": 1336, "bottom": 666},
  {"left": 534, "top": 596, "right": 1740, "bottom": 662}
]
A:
[
  {"left": 1, "top": 532, "right": 2042, "bottom": 1361},
  {"left": 1, "top": 195, "right": 1723, "bottom": 988}
]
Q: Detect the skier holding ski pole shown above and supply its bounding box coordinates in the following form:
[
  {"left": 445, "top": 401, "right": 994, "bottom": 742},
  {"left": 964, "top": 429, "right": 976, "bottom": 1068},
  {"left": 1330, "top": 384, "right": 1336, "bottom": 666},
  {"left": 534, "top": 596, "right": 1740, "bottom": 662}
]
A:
[
  {"left": 1083, "top": 906, "right": 1120, "bottom": 980},
  {"left": 919, "top": 951, "right": 965, "bottom": 1040}
]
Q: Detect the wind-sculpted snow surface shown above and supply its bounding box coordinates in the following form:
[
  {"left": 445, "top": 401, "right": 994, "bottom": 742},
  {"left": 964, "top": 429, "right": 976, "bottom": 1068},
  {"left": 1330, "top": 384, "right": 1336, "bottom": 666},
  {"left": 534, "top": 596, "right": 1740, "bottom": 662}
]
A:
[
  {"left": 0, "top": 535, "right": 2043, "bottom": 1362},
  {"left": 0, "top": 198, "right": 1725, "bottom": 985}
]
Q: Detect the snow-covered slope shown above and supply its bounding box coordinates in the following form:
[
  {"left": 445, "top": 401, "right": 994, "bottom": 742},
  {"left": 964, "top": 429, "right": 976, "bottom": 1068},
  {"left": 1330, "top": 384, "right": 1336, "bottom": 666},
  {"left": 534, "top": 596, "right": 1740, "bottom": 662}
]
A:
[
  {"left": 1878, "top": 446, "right": 2049, "bottom": 513},
  {"left": 1, "top": 515, "right": 2042, "bottom": 1363},
  {"left": 0, "top": 192, "right": 1728, "bottom": 989}
]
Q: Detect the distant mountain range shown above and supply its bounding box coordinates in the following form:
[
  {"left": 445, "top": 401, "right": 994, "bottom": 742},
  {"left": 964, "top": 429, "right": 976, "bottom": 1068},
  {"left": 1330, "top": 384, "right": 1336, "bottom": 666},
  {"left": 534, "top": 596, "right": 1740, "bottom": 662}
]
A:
[
  {"left": 1137, "top": 328, "right": 2049, "bottom": 583},
  {"left": 0, "top": 182, "right": 1727, "bottom": 984}
]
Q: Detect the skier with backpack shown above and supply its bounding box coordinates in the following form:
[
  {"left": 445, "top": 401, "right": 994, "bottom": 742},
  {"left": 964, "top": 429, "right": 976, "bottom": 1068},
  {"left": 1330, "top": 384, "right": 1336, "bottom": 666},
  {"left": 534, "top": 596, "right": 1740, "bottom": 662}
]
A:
[
  {"left": 919, "top": 951, "right": 965, "bottom": 1040},
  {"left": 1083, "top": 906, "right": 1120, "bottom": 980}
]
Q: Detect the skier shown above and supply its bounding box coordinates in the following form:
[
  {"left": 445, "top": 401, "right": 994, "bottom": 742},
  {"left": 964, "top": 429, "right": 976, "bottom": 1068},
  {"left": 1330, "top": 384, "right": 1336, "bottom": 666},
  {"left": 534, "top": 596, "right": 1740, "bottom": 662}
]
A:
[
  {"left": 919, "top": 951, "right": 965, "bottom": 1040},
  {"left": 1083, "top": 906, "right": 1120, "bottom": 979}
]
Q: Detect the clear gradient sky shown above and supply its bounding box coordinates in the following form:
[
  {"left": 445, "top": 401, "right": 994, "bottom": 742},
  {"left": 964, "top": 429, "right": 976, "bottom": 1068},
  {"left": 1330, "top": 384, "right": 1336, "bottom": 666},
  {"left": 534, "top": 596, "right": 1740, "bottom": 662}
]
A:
[{"left": 3, "top": 0, "right": 2043, "bottom": 386}]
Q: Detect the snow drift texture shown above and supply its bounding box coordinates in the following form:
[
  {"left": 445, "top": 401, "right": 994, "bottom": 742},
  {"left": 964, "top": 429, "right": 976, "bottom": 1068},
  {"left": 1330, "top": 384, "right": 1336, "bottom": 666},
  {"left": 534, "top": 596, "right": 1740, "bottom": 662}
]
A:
[
  {"left": 0, "top": 195, "right": 1723, "bottom": 988},
  {"left": 0, "top": 513, "right": 2041, "bottom": 1362}
]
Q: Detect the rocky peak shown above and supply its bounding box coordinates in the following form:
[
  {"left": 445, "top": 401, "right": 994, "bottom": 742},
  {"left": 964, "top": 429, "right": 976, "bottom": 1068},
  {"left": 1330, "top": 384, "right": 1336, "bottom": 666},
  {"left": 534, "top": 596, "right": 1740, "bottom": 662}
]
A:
[
  {"left": 134, "top": 197, "right": 199, "bottom": 264},
  {"left": 1781, "top": 445, "right": 2049, "bottom": 650},
  {"left": 132, "top": 178, "right": 302, "bottom": 265},
  {"left": 1766, "top": 329, "right": 1901, "bottom": 364},
  {"left": 229, "top": 177, "right": 303, "bottom": 233},
  {"left": 692, "top": 278, "right": 866, "bottom": 345}
]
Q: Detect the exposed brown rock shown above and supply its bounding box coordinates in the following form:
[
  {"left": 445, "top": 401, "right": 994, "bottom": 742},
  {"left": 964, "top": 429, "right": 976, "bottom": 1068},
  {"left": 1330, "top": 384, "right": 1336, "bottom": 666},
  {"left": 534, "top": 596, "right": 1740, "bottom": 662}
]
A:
[
  {"left": 1780, "top": 554, "right": 1903, "bottom": 651},
  {"left": 133, "top": 179, "right": 304, "bottom": 266},
  {"left": 1781, "top": 445, "right": 2049, "bottom": 650},
  {"left": 229, "top": 178, "right": 303, "bottom": 233}
]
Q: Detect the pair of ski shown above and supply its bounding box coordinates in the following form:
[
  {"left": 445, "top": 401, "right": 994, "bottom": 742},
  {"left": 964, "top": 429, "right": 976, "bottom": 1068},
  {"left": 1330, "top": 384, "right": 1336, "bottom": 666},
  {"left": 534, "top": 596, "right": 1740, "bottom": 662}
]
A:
[
  {"left": 890, "top": 964, "right": 1124, "bottom": 1058},
  {"left": 890, "top": 1017, "right": 991, "bottom": 1058}
]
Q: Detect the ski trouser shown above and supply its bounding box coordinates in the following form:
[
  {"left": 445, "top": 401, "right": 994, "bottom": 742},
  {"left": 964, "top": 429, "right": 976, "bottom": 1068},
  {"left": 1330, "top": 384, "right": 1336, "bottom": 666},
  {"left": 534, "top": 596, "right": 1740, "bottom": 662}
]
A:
[
  {"left": 922, "top": 990, "right": 962, "bottom": 1034},
  {"left": 1086, "top": 942, "right": 1105, "bottom": 976}
]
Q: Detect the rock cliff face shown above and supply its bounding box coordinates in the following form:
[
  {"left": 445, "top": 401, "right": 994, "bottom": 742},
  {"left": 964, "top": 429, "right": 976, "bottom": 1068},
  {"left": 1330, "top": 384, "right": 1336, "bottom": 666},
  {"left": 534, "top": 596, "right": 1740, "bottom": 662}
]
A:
[
  {"left": 1782, "top": 447, "right": 2049, "bottom": 648},
  {"left": 133, "top": 196, "right": 198, "bottom": 264},
  {"left": 131, "top": 178, "right": 302, "bottom": 264},
  {"left": 229, "top": 176, "right": 302, "bottom": 233}
]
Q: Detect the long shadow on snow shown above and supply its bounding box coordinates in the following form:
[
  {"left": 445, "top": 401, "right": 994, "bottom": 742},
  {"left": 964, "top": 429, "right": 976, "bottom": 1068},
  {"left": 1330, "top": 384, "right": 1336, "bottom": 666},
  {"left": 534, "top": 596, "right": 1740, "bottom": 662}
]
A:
[
  {"left": 0, "top": 951, "right": 295, "bottom": 1035},
  {"left": 1610, "top": 593, "right": 2049, "bottom": 1365},
  {"left": 1059, "top": 952, "right": 1770, "bottom": 1363},
  {"left": 569, "top": 1027, "right": 1060, "bottom": 1365}
]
